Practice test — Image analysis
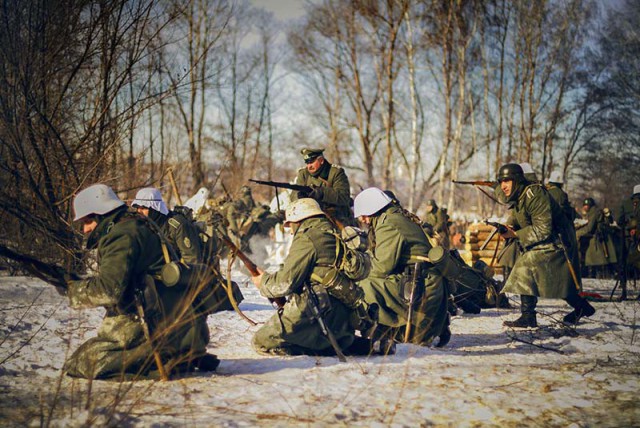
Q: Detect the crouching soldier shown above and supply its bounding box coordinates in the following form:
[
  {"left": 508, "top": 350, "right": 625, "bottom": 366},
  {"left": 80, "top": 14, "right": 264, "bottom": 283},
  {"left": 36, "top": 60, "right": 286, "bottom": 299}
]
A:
[
  {"left": 353, "top": 188, "right": 450, "bottom": 348},
  {"left": 63, "top": 184, "right": 216, "bottom": 380},
  {"left": 250, "top": 199, "right": 358, "bottom": 357}
]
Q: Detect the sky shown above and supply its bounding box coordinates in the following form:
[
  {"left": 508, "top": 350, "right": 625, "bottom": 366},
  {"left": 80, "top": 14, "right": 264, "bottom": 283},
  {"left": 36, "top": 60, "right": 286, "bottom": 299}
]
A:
[{"left": 251, "top": 0, "right": 308, "bottom": 20}]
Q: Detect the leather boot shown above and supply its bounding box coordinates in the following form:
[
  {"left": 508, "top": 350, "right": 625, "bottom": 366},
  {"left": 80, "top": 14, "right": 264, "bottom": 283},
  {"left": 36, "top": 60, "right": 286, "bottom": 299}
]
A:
[
  {"left": 435, "top": 313, "right": 451, "bottom": 348},
  {"left": 563, "top": 299, "right": 596, "bottom": 324},
  {"left": 503, "top": 312, "right": 537, "bottom": 328},
  {"left": 503, "top": 295, "right": 537, "bottom": 328}
]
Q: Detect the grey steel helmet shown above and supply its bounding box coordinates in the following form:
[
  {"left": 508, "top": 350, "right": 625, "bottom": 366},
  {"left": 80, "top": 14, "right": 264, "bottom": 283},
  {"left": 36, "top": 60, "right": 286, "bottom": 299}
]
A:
[
  {"left": 73, "top": 184, "right": 125, "bottom": 221},
  {"left": 497, "top": 163, "right": 524, "bottom": 182},
  {"left": 583, "top": 197, "right": 596, "bottom": 207}
]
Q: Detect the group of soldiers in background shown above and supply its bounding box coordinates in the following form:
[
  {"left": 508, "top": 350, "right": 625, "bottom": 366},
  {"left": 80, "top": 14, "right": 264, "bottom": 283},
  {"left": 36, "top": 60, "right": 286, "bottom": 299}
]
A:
[{"left": 56, "top": 147, "right": 640, "bottom": 380}]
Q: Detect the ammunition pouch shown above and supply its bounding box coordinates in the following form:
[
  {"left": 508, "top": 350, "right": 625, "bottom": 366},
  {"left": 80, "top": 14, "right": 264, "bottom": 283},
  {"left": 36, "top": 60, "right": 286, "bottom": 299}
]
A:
[{"left": 311, "top": 268, "right": 364, "bottom": 308}]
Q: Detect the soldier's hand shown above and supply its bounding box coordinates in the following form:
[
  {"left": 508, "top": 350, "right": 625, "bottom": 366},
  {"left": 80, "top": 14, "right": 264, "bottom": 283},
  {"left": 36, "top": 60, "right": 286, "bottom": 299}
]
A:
[
  {"left": 500, "top": 226, "right": 517, "bottom": 239},
  {"left": 250, "top": 272, "right": 263, "bottom": 288},
  {"left": 308, "top": 185, "right": 324, "bottom": 201}
]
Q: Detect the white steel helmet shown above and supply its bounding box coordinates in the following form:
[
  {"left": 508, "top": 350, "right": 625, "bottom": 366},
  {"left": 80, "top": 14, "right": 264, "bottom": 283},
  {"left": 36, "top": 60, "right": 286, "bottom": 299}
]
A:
[
  {"left": 519, "top": 162, "right": 534, "bottom": 174},
  {"left": 548, "top": 170, "right": 564, "bottom": 184},
  {"left": 131, "top": 187, "right": 169, "bottom": 215},
  {"left": 73, "top": 184, "right": 125, "bottom": 221},
  {"left": 284, "top": 198, "right": 324, "bottom": 225},
  {"left": 634, "top": 184, "right": 640, "bottom": 196},
  {"left": 353, "top": 187, "right": 392, "bottom": 217}
]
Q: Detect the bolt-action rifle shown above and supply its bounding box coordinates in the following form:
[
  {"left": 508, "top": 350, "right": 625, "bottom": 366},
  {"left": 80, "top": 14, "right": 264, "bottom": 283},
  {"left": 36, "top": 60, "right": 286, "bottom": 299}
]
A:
[
  {"left": 452, "top": 180, "right": 496, "bottom": 187},
  {"left": 453, "top": 181, "right": 502, "bottom": 204},
  {"left": 484, "top": 220, "right": 509, "bottom": 235},
  {"left": 215, "top": 226, "right": 286, "bottom": 308},
  {"left": 304, "top": 282, "right": 347, "bottom": 362},
  {"left": 249, "top": 179, "right": 312, "bottom": 195}
]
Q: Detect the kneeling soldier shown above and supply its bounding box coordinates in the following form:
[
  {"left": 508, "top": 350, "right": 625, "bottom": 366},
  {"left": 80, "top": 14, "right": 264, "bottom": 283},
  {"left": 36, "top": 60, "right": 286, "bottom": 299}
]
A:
[{"left": 250, "top": 198, "right": 357, "bottom": 356}]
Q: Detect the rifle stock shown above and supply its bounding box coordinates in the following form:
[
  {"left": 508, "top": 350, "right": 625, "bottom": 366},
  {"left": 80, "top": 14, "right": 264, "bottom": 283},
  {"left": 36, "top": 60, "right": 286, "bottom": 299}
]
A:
[{"left": 215, "top": 226, "right": 286, "bottom": 308}]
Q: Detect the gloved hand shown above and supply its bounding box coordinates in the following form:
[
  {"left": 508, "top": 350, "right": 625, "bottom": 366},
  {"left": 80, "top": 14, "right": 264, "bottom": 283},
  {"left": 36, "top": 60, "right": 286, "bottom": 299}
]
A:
[{"left": 308, "top": 185, "right": 324, "bottom": 201}]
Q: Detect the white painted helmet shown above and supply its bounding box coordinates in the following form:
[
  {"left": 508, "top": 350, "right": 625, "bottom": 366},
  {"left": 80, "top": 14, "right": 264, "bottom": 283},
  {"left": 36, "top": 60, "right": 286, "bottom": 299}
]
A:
[
  {"left": 284, "top": 198, "right": 324, "bottom": 225},
  {"left": 634, "top": 184, "right": 640, "bottom": 196},
  {"left": 353, "top": 187, "right": 392, "bottom": 217},
  {"left": 73, "top": 184, "right": 125, "bottom": 221},
  {"left": 519, "top": 162, "right": 534, "bottom": 174},
  {"left": 548, "top": 170, "right": 564, "bottom": 184},
  {"left": 131, "top": 187, "right": 169, "bottom": 215}
]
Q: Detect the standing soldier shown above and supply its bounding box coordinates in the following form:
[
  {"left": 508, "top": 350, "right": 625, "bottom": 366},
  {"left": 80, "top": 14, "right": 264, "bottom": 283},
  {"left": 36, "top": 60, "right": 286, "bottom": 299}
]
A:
[
  {"left": 576, "top": 197, "right": 618, "bottom": 278},
  {"left": 64, "top": 184, "right": 215, "bottom": 379},
  {"left": 422, "top": 199, "right": 451, "bottom": 250},
  {"left": 250, "top": 198, "right": 356, "bottom": 356},
  {"left": 354, "top": 187, "right": 450, "bottom": 347},
  {"left": 291, "top": 148, "right": 355, "bottom": 227},
  {"left": 496, "top": 164, "right": 596, "bottom": 328},
  {"left": 617, "top": 185, "right": 640, "bottom": 275}
]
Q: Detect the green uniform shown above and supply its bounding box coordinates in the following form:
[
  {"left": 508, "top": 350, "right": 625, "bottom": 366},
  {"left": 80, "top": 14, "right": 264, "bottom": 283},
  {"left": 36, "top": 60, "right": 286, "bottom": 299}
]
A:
[
  {"left": 253, "top": 216, "right": 355, "bottom": 355},
  {"left": 358, "top": 205, "right": 448, "bottom": 345},
  {"left": 617, "top": 196, "right": 640, "bottom": 268},
  {"left": 546, "top": 184, "right": 577, "bottom": 223},
  {"left": 423, "top": 206, "right": 450, "bottom": 250},
  {"left": 576, "top": 205, "right": 617, "bottom": 267},
  {"left": 292, "top": 161, "right": 355, "bottom": 227},
  {"left": 64, "top": 207, "right": 210, "bottom": 379},
  {"left": 502, "top": 184, "right": 581, "bottom": 299},
  {"left": 148, "top": 209, "right": 202, "bottom": 264}
]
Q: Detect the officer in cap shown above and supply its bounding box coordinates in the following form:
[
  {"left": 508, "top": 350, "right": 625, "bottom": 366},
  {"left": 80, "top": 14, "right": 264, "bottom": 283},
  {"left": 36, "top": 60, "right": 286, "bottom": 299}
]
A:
[{"left": 291, "top": 148, "right": 355, "bottom": 227}]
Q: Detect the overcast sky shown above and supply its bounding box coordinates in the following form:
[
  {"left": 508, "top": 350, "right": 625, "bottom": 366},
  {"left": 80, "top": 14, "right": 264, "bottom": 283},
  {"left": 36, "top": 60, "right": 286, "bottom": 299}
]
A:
[{"left": 251, "top": 0, "right": 308, "bottom": 20}]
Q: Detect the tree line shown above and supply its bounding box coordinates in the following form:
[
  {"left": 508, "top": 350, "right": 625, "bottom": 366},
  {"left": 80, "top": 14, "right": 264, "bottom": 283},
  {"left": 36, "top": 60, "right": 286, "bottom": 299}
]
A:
[{"left": 0, "top": 0, "right": 638, "bottom": 265}]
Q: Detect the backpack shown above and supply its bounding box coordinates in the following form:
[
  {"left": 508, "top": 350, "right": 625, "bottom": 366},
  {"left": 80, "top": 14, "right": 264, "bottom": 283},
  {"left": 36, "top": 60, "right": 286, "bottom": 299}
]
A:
[{"left": 311, "top": 226, "right": 371, "bottom": 308}]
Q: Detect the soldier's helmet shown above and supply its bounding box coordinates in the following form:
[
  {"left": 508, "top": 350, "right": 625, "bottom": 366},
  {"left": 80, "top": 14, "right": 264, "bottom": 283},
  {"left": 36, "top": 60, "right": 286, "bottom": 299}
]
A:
[
  {"left": 284, "top": 198, "right": 324, "bottom": 226},
  {"left": 131, "top": 187, "right": 169, "bottom": 215},
  {"left": 73, "top": 184, "right": 125, "bottom": 221},
  {"left": 548, "top": 170, "right": 564, "bottom": 184},
  {"left": 353, "top": 187, "right": 392, "bottom": 217},
  {"left": 496, "top": 163, "right": 524, "bottom": 183},
  {"left": 633, "top": 184, "right": 640, "bottom": 197},
  {"left": 240, "top": 185, "right": 252, "bottom": 195},
  {"left": 583, "top": 197, "right": 596, "bottom": 207}
]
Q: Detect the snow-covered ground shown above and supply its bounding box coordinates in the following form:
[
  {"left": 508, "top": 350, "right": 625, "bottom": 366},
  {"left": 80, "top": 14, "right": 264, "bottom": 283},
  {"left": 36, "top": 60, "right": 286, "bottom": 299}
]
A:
[{"left": 1, "top": 271, "right": 639, "bottom": 427}]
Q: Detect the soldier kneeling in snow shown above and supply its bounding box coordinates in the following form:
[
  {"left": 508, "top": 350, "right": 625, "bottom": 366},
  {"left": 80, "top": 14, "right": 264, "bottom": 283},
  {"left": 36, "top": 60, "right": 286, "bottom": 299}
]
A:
[{"left": 63, "top": 184, "right": 215, "bottom": 380}]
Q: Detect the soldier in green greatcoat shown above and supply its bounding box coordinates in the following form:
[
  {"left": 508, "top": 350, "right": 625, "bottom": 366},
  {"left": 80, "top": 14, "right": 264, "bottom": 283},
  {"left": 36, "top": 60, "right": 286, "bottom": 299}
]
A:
[
  {"left": 576, "top": 197, "right": 618, "bottom": 277},
  {"left": 63, "top": 184, "right": 215, "bottom": 380},
  {"left": 496, "top": 164, "right": 595, "bottom": 328},
  {"left": 250, "top": 198, "right": 356, "bottom": 356},
  {"left": 617, "top": 185, "right": 640, "bottom": 271},
  {"left": 290, "top": 148, "right": 355, "bottom": 227},
  {"left": 422, "top": 199, "right": 450, "bottom": 250},
  {"left": 353, "top": 187, "right": 450, "bottom": 347},
  {"left": 546, "top": 171, "right": 578, "bottom": 224}
]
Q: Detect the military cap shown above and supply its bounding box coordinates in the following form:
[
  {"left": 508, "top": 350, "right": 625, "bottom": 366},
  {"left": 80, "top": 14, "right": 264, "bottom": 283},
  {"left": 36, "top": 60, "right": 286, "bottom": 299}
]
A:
[{"left": 300, "top": 148, "right": 325, "bottom": 162}]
